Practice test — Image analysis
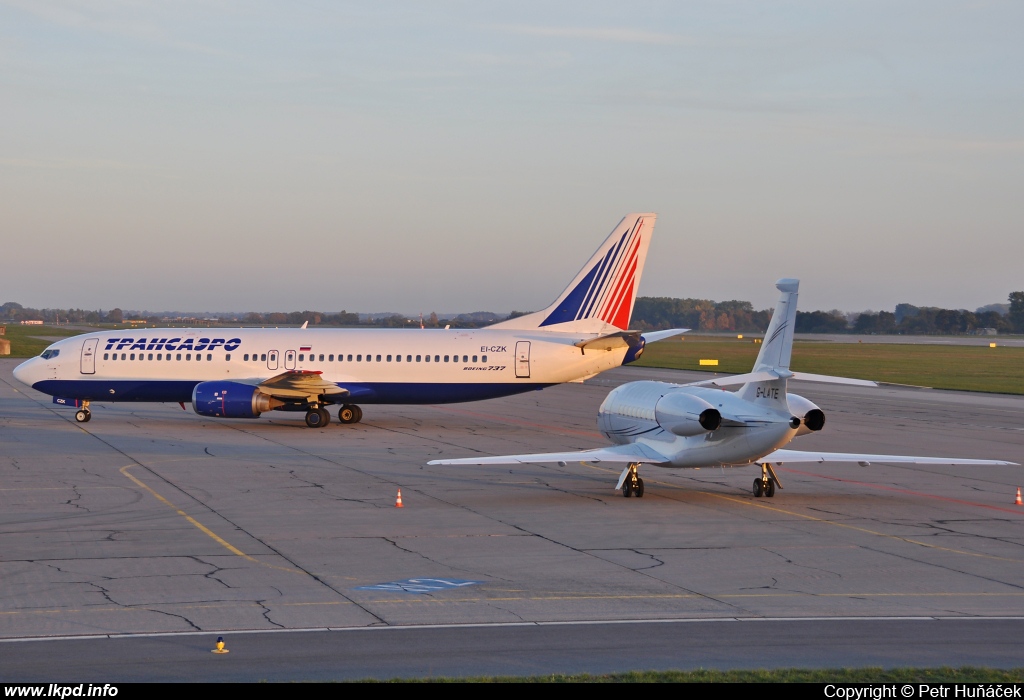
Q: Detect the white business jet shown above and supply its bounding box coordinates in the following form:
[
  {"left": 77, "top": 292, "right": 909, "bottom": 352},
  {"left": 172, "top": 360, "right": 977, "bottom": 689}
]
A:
[
  {"left": 429, "top": 279, "right": 1015, "bottom": 497},
  {"left": 14, "top": 214, "right": 686, "bottom": 428}
]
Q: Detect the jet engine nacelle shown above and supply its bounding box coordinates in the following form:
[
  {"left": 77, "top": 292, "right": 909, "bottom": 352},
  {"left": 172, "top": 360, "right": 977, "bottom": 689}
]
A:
[
  {"left": 787, "top": 393, "right": 825, "bottom": 436},
  {"left": 655, "top": 391, "right": 722, "bottom": 437},
  {"left": 192, "top": 381, "right": 284, "bottom": 419}
]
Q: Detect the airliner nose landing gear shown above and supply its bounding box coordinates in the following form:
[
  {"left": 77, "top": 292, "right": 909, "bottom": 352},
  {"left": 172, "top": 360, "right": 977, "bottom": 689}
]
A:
[
  {"left": 304, "top": 406, "right": 330, "bottom": 428},
  {"left": 337, "top": 404, "right": 363, "bottom": 424},
  {"left": 753, "top": 462, "right": 783, "bottom": 498},
  {"left": 74, "top": 401, "right": 91, "bottom": 423},
  {"left": 620, "top": 462, "right": 645, "bottom": 498}
]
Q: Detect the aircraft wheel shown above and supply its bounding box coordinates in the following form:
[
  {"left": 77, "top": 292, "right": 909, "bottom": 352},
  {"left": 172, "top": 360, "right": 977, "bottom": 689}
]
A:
[
  {"left": 304, "top": 409, "right": 326, "bottom": 428},
  {"left": 75, "top": 410, "right": 90, "bottom": 423},
  {"left": 352, "top": 405, "right": 363, "bottom": 423},
  {"left": 318, "top": 407, "right": 331, "bottom": 426},
  {"left": 753, "top": 479, "right": 764, "bottom": 497},
  {"left": 765, "top": 477, "right": 776, "bottom": 498},
  {"left": 635, "top": 478, "right": 644, "bottom": 498},
  {"left": 622, "top": 482, "right": 633, "bottom": 498},
  {"left": 338, "top": 405, "right": 358, "bottom": 424}
]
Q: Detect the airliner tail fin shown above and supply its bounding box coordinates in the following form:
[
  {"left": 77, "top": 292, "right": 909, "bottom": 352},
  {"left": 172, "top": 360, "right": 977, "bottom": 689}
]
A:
[{"left": 489, "top": 213, "right": 656, "bottom": 333}]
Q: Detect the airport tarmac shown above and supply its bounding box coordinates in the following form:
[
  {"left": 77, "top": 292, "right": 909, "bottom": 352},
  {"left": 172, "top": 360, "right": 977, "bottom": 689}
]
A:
[{"left": 2, "top": 359, "right": 1023, "bottom": 679}]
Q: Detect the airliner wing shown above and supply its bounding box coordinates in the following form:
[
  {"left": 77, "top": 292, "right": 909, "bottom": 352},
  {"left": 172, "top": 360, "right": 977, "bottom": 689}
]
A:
[
  {"left": 764, "top": 448, "right": 1015, "bottom": 466},
  {"left": 257, "top": 370, "right": 349, "bottom": 399},
  {"left": 428, "top": 442, "right": 671, "bottom": 466}
]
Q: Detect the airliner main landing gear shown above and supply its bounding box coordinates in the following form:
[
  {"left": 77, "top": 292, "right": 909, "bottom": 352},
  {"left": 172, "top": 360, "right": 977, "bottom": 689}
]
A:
[
  {"left": 753, "top": 462, "right": 783, "bottom": 498},
  {"left": 74, "top": 401, "right": 91, "bottom": 423},
  {"left": 338, "top": 404, "right": 363, "bottom": 424},
  {"left": 304, "top": 405, "right": 330, "bottom": 428},
  {"left": 621, "top": 462, "right": 645, "bottom": 498}
]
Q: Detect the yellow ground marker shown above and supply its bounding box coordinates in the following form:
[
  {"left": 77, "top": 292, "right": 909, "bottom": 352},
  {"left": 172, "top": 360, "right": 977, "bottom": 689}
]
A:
[
  {"left": 118, "top": 464, "right": 306, "bottom": 576},
  {"left": 211, "top": 636, "right": 229, "bottom": 654},
  {"left": 698, "top": 359, "right": 719, "bottom": 366}
]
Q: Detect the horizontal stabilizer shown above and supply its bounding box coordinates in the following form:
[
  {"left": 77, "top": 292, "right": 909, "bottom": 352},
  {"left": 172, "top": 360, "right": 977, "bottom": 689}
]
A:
[
  {"left": 642, "top": 328, "right": 689, "bottom": 343},
  {"left": 764, "top": 448, "right": 1016, "bottom": 466},
  {"left": 574, "top": 331, "right": 642, "bottom": 352},
  {"left": 789, "top": 372, "right": 878, "bottom": 387},
  {"left": 428, "top": 442, "right": 671, "bottom": 466},
  {"left": 685, "top": 370, "right": 877, "bottom": 389}
]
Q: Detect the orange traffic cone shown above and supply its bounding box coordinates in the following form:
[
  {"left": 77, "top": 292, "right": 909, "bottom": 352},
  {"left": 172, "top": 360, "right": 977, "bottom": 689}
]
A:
[
  {"left": 395, "top": 489, "right": 404, "bottom": 508},
  {"left": 1015, "top": 488, "right": 1022, "bottom": 506}
]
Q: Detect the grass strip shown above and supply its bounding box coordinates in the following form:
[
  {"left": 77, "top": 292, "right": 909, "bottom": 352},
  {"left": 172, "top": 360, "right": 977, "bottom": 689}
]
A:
[{"left": 635, "top": 337, "right": 1024, "bottom": 395}]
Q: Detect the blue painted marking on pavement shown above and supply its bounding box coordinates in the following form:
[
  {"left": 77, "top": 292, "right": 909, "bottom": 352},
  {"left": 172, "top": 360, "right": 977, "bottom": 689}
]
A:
[{"left": 354, "top": 578, "right": 485, "bottom": 594}]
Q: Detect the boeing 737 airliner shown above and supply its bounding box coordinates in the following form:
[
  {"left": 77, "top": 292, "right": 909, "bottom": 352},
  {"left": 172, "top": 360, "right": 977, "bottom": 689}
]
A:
[{"left": 14, "top": 213, "right": 685, "bottom": 427}]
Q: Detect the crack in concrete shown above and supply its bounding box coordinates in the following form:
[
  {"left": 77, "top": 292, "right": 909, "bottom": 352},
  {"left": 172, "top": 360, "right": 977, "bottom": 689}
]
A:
[
  {"left": 255, "top": 599, "right": 285, "bottom": 628},
  {"left": 379, "top": 537, "right": 478, "bottom": 577},
  {"left": 762, "top": 547, "right": 842, "bottom": 579},
  {"left": 143, "top": 607, "right": 202, "bottom": 631},
  {"left": 64, "top": 485, "right": 89, "bottom": 513}
]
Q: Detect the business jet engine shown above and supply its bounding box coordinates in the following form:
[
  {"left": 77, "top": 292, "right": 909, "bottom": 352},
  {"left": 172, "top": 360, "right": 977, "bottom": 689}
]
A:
[
  {"left": 655, "top": 390, "right": 722, "bottom": 437},
  {"left": 192, "top": 381, "right": 284, "bottom": 419},
  {"left": 787, "top": 393, "right": 825, "bottom": 436}
]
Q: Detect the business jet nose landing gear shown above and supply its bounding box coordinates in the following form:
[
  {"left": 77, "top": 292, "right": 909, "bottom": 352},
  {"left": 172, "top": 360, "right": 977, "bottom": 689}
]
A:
[
  {"left": 74, "top": 401, "right": 91, "bottom": 423},
  {"left": 753, "top": 462, "right": 783, "bottom": 498},
  {"left": 620, "top": 462, "right": 645, "bottom": 498}
]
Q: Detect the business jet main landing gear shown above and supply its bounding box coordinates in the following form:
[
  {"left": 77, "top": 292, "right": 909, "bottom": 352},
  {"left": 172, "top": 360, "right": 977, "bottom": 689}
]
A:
[
  {"left": 621, "top": 462, "right": 645, "bottom": 498},
  {"left": 337, "top": 404, "right": 363, "bottom": 424},
  {"left": 304, "top": 406, "right": 330, "bottom": 428},
  {"left": 753, "top": 462, "right": 783, "bottom": 498},
  {"left": 74, "top": 400, "right": 91, "bottom": 423}
]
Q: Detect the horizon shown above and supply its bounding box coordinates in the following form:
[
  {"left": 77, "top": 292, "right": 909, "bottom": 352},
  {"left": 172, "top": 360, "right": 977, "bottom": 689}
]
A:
[{"left": 3, "top": 3, "right": 1022, "bottom": 312}]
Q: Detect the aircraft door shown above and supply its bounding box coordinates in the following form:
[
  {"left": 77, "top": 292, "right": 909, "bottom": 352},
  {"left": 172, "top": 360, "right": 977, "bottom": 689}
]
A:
[
  {"left": 284, "top": 350, "right": 296, "bottom": 370},
  {"left": 267, "top": 350, "right": 279, "bottom": 371},
  {"left": 515, "top": 341, "right": 531, "bottom": 378},
  {"left": 80, "top": 338, "right": 98, "bottom": 374}
]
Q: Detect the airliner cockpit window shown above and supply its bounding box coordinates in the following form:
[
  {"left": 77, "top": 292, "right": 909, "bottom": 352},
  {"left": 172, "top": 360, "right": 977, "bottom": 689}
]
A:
[{"left": 40, "top": 349, "right": 60, "bottom": 359}]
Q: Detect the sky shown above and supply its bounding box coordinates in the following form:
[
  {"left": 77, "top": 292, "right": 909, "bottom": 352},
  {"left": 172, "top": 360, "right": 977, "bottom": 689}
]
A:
[{"left": 2, "top": 1, "right": 1022, "bottom": 314}]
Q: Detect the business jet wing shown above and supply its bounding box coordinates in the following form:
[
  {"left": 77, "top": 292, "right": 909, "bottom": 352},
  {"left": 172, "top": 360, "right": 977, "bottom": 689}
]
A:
[
  {"left": 428, "top": 442, "right": 671, "bottom": 466},
  {"left": 764, "top": 448, "right": 1015, "bottom": 466},
  {"left": 256, "top": 370, "right": 349, "bottom": 399}
]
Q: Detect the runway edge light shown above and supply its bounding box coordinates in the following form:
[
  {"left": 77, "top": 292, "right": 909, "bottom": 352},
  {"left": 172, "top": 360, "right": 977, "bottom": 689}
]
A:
[{"left": 212, "top": 636, "right": 229, "bottom": 654}]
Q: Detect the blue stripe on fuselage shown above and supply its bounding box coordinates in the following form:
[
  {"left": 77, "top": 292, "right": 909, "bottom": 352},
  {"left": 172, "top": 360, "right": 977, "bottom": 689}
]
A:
[{"left": 30, "top": 380, "right": 555, "bottom": 405}]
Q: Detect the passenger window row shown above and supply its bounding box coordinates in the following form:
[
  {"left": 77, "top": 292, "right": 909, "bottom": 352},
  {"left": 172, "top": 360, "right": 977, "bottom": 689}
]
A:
[
  {"left": 240, "top": 353, "right": 489, "bottom": 364},
  {"left": 99, "top": 350, "right": 489, "bottom": 364},
  {"left": 104, "top": 352, "right": 222, "bottom": 362}
]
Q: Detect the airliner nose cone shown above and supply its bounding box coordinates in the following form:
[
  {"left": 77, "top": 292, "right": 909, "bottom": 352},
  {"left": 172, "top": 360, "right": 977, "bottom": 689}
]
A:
[{"left": 13, "top": 359, "right": 35, "bottom": 387}]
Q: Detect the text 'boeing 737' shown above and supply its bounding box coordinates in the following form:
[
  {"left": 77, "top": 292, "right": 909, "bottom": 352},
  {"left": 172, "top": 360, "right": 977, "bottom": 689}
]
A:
[
  {"left": 14, "top": 214, "right": 687, "bottom": 428},
  {"left": 429, "top": 279, "right": 1016, "bottom": 497}
]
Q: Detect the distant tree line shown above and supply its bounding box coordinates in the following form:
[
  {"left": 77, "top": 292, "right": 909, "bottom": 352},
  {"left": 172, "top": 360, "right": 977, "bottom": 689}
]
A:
[
  {"left": 631, "top": 297, "right": 772, "bottom": 333},
  {"left": 631, "top": 293, "right": 1024, "bottom": 335},
  {"left": 4, "top": 292, "right": 1024, "bottom": 334}
]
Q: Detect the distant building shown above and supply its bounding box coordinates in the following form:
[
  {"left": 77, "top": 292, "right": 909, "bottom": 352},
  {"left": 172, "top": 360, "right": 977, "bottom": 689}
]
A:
[{"left": 976, "top": 328, "right": 998, "bottom": 335}]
